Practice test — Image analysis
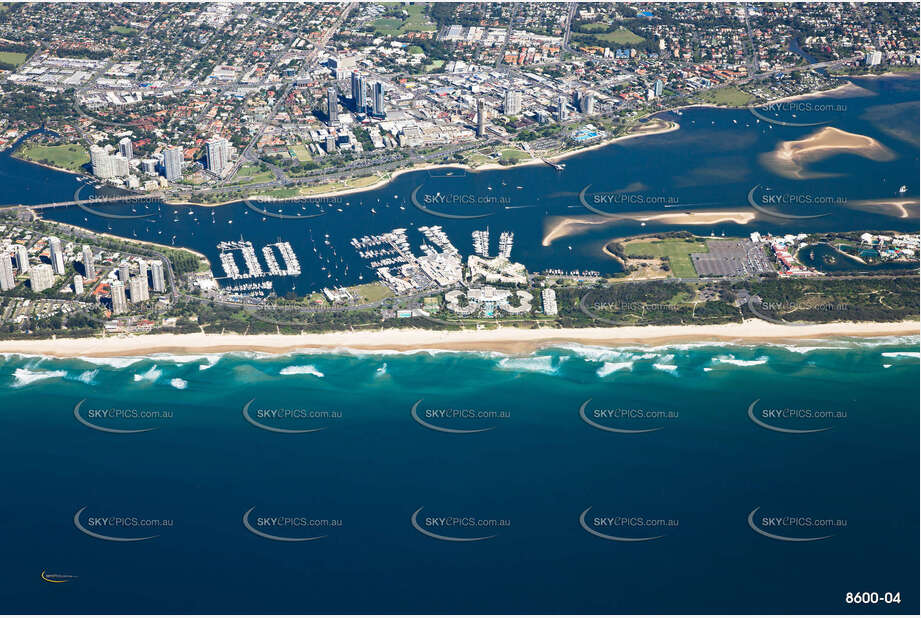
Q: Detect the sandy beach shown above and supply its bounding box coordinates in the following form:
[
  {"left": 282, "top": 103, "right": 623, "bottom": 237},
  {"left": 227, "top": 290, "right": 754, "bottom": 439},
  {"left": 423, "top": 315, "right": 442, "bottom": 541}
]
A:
[
  {"left": 1, "top": 320, "right": 916, "bottom": 357},
  {"left": 542, "top": 210, "right": 758, "bottom": 246}
]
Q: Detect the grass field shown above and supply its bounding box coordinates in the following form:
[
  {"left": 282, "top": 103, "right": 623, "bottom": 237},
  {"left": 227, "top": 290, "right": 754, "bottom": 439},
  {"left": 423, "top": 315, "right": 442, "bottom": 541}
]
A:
[
  {"left": 237, "top": 164, "right": 263, "bottom": 176},
  {"left": 425, "top": 59, "right": 445, "bottom": 72},
  {"left": 624, "top": 237, "right": 709, "bottom": 278},
  {"left": 16, "top": 142, "right": 89, "bottom": 172},
  {"left": 498, "top": 148, "right": 532, "bottom": 163},
  {"left": 401, "top": 5, "right": 435, "bottom": 31},
  {"left": 694, "top": 86, "right": 754, "bottom": 107},
  {"left": 372, "top": 4, "right": 435, "bottom": 35},
  {"left": 230, "top": 164, "right": 274, "bottom": 185},
  {"left": 345, "top": 282, "right": 393, "bottom": 303},
  {"left": 371, "top": 17, "right": 403, "bottom": 36},
  {"left": 465, "top": 153, "right": 494, "bottom": 166},
  {"left": 290, "top": 144, "right": 312, "bottom": 162},
  {"left": 292, "top": 174, "right": 383, "bottom": 197},
  {"left": 576, "top": 26, "right": 644, "bottom": 44},
  {"left": 579, "top": 22, "right": 611, "bottom": 33},
  {"left": 0, "top": 50, "right": 28, "bottom": 68},
  {"left": 109, "top": 25, "right": 138, "bottom": 35}
]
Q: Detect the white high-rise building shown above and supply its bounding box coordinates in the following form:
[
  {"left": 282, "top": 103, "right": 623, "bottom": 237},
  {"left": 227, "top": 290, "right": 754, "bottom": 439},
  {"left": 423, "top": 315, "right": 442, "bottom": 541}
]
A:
[
  {"left": 14, "top": 244, "right": 29, "bottom": 274},
  {"left": 90, "top": 145, "right": 115, "bottom": 178},
  {"left": 504, "top": 89, "right": 522, "bottom": 116},
  {"left": 110, "top": 280, "right": 127, "bottom": 314},
  {"left": 118, "top": 137, "right": 133, "bottom": 159},
  {"left": 150, "top": 261, "right": 166, "bottom": 293},
  {"left": 327, "top": 87, "right": 339, "bottom": 125},
  {"left": 205, "top": 138, "right": 230, "bottom": 174},
  {"left": 865, "top": 50, "right": 883, "bottom": 66},
  {"left": 0, "top": 252, "right": 14, "bottom": 291},
  {"left": 372, "top": 81, "right": 386, "bottom": 118},
  {"left": 118, "top": 261, "right": 130, "bottom": 283},
  {"left": 129, "top": 275, "right": 149, "bottom": 303},
  {"left": 112, "top": 154, "right": 130, "bottom": 176},
  {"left": 137, "top": 259, "right": 148, "bottom": 294},
  {"left": 82, "top": 245, "right": 96, "bottom": 279},
  {"left": 557, "top": 95, "right": 567, "bottom": 122},
  {"left": 141, "top": 159, "right": 158, "bottom": 175},
  {"left": 30, "top": 263, "right": 54, "bottom": 292},
  {"left": 163, "top": 146, "right": 183, "bottom": 181},
  {"left": 579, "top": 91, "right": 595, "bottom": 114},
  {"left": 73, "top": 274, "right": 84, "bottom": 295},
  {"left": 48, "top": 236, "right": 65, "bottom": 275}
]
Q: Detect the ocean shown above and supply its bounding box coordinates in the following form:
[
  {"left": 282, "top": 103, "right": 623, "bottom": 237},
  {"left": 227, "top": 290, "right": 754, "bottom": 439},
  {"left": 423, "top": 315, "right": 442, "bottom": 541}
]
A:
[{"left": 0, "top": 337, "right": 918, "bottom": 613}]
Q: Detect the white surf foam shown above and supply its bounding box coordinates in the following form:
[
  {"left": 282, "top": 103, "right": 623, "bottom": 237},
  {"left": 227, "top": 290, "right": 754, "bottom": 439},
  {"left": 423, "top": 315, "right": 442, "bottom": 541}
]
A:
[
  {"left": 133, "top": 365, "right": 162, "bottom": 383},
  {"left": 77, "top": 356, "right": 147, "bottom": 368},
  {"left": 75, "top": 369, "right": 98, "bottom": 384},
  {"left": 279, "top": 365, "right": 325, "bottom": 377},
  {"left": 881, "top": 351, "right": 920, "bottom": 359},
  {"left": 596, "top": 361, "right": 633, "bottom": 377},
  {"left": 712, "top": 355, "right": 769, "bottom": 367},
  {"left": 12, "top": 368, "right": 67, "bottom": 387},
  {"left": 169, "top": 378, "right": 188, "bottom": 390},
  {"left": 497, "top": 355, "right": 557, "bottom": 374}
]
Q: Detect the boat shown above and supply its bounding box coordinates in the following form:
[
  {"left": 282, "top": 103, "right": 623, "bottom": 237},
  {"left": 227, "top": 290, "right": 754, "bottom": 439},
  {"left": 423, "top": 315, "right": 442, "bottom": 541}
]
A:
[{"left": 899, "top": 185, "right": 908, "bottom": 194}]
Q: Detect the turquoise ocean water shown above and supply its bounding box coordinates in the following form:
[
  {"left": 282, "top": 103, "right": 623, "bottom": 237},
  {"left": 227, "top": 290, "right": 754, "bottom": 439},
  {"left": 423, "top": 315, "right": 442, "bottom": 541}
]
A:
[{"left": 0, "top": 336, "right": 917, "bottom": 613}]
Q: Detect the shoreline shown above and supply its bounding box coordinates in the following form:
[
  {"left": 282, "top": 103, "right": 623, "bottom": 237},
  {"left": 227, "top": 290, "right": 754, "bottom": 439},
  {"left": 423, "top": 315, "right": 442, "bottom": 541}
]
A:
[
  {"left": 150, "top": 81, "right": 865, "bottom": 207},
  {"left": 0, "top": 320, "right": 917, "bottom": 358},
  {"left": 160, "top": 119, "right": 682, "bottom": 206},
  {"left": 11, "top": 150, "right": 85, "bottom": 177},
  {"left": 41, "top": 217, "right": 210, "bottom": 262},
  {"left": 21, "top": 77, "right": 902, "bottom": 209}
]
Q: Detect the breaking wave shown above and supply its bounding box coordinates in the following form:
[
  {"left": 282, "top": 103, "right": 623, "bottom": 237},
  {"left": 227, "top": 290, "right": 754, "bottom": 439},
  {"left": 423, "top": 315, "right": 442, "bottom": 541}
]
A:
[
  {"left": 279, "top": 365, "right": 325, "bottom": 377},
  {"left": 12, "top": 368, "right": 67, "bottom": 387}
]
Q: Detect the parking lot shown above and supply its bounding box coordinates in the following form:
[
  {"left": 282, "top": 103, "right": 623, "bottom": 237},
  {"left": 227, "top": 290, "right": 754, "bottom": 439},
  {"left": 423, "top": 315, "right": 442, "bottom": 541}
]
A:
[{"left": 691, "top": 239, "right": 775, "bottom": 277}]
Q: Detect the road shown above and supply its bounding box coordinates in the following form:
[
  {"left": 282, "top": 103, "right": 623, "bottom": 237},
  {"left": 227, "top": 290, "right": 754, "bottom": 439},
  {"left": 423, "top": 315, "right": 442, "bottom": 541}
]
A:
[
  {"left": 221, "top": 2, "right": 357, "bottom": 185},
  {"left": 0, "top": 194, "right": 165, "bottom": 211}
]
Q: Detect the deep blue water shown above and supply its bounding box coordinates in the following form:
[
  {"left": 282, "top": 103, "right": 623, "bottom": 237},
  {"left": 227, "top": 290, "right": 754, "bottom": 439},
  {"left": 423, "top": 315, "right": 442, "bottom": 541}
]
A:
[
  {"left": 0, "top": 339, "right": 918, "bottom": 613},
  {"left": 3, "top": 74, "right": 914, "bottom": 296}
]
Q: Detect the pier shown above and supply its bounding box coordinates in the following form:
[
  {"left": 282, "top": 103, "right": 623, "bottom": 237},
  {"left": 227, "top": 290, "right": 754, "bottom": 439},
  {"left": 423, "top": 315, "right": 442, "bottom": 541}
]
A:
[{"left": 541, "top": 158, "right": 565, "bottom": 171}]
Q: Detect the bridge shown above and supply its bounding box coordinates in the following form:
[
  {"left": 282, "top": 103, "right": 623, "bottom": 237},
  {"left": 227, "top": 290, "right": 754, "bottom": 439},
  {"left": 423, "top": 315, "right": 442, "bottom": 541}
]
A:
[{"left": 0, "top": 193, "right": 165, "bottom": 211}]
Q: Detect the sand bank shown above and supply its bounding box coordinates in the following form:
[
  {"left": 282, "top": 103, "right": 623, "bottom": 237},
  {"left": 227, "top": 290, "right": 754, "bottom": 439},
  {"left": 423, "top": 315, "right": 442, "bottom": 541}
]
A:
[
  {"left": 542, "top": 210, "right": 757, "bottom": 247},
  {"left": 760, "top": 126, "right": 895, "bottom": 179}
]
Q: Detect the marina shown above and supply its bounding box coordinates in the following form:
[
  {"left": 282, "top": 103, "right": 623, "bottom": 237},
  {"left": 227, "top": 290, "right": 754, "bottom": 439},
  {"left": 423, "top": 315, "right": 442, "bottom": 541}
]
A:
[{"left": 352, "top": 224, "right": 463, "bottom": 294}]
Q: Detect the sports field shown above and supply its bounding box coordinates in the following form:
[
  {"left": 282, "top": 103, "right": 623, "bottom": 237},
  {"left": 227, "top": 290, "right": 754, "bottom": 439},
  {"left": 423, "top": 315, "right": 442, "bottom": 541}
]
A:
[{"left": 623, "top": 237, "right": 709, "bottom": 278}]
